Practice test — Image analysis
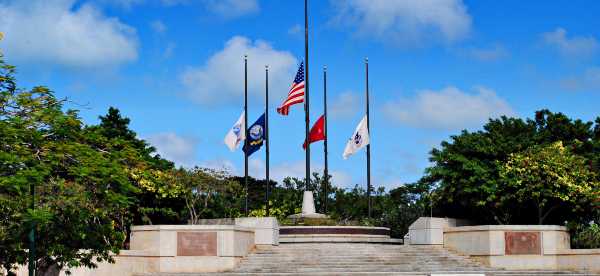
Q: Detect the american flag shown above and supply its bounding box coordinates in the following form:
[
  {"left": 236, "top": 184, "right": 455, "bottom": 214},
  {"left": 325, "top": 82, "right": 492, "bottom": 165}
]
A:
[{"left": 277, "top": 62, "right": 305, "bottom": 115}]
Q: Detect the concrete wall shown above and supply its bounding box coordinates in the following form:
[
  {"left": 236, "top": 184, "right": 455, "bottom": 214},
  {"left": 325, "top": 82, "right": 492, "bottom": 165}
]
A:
[
  {"left": 441, "top": 223, "right": 600, "bottom": 272},
  {"left": 444, "top": 225, "right": 570, "bottom": 257},
  {"left": 194, "top": 217, "right": 280, "bottom": 245},
  {"left": 407, "top": 217, "right": 471, "bottom": 245},
  {"left": 235, "top": 217, "right": 279, "bottom": 245},
  {"left": 557, "top": 249, "right": 600, "bottom": 272},
  {"left": 15, "top": 224, "right": 255, "bottom": 276}
]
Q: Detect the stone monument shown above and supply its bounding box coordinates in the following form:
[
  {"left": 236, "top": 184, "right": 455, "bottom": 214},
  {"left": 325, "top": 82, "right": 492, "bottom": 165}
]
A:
[{"left": 288, "top": 191, "right": 328, "bottom": 219}]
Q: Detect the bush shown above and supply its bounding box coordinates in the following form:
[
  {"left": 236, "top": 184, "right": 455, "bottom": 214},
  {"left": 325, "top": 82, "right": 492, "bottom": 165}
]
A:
[{"left": 570, "top": 222, "right": 600, "bottom": 249}]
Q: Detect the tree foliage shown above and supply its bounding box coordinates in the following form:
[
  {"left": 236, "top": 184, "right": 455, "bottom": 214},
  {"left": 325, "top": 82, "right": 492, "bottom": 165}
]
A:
[
  {"left": 500, "top": 141, "right": 599, "bottom": 224},
  {"left": 0, "top": 56, "right": 181, "bottom": 275},
  {"left": 421, "top": 110, "right": 600, "bottom": 225},
  {"left": 0, "top": 56, "right": 141, "bottom": 274}
]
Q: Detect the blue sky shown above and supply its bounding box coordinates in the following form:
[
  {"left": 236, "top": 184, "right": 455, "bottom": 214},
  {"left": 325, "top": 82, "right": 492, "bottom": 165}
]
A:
[{"left": 1, "top": 0, "right": 599, "bottom": 190}]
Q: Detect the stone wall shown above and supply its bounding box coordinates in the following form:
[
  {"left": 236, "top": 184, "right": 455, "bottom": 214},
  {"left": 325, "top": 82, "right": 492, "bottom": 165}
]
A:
[
  {"left": 15, "top": 224, "right": 255, "bottom": 276},
  {"left": 407, "top": 217, "right": 600, "bottom": 272}
]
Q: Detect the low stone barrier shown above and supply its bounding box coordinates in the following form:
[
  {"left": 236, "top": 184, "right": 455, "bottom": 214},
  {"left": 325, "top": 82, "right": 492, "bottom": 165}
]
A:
[
  {"left": 443, "top": 224, "right": 600, "bottom": 272},
  {"left": 279, "top": 226, "right": 403, "bottom": 243},
  {"left": 407, "top": 217, "right": 471, "bottom": 245},
  {"left": 16, "top": 224, "right": 255, "bottom": 275},
  {"left": 196, "top": 217, "right": 279, "bottom": 245}
]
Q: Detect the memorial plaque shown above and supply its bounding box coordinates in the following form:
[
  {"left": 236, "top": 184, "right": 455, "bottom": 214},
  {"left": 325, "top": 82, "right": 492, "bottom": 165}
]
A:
[
  {"left": 505, "top": 231, "right": 541, "bottom": 255},
  {"left": 177, "top": 232, "right": 217, "bottom": 256}
]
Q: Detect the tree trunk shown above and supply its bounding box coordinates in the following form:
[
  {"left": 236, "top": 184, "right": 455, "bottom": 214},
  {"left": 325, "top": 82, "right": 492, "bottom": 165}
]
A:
[
  {"left": 37, "top": 258, "right": 60, "bottom": 276},
  {"left": 540, "top": 205, "right": 559, "bottom": 225}
]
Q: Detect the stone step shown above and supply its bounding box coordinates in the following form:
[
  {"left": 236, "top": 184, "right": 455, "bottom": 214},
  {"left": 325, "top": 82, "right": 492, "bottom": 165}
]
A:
[
  {"left": 245, "top": 254, "right": 472, "bottom": 258},
  {"left": 249, "top": 252, "right": 461, "bottom": 256},
  {"left": 240, "top": 261, "right": 476, "bottom": 265},
  {"left": 236, "top": 268, "right": 491, "bottom": 273},
  {"left": 167, "top": 243, "right": 600, "bottom": 276},
  {"left": 143, "top": 272, "right": 600, "bottom": 276},
  {"left": 240, "top": 261, "right": 478, "bottom": 266},
  {"left": 241, "top": 259, "right": 477, "bottom": 264}
]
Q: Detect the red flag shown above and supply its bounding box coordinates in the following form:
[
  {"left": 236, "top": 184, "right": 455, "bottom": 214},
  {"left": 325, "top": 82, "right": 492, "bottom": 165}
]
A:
[{"left": 303, "top": 115, "right": 325, "bottom": 149}]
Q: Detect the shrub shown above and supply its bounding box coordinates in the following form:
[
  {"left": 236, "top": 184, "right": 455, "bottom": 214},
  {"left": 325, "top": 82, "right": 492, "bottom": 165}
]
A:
[{"left": 570, "top": 222, "right": 600, "bottom": 249}]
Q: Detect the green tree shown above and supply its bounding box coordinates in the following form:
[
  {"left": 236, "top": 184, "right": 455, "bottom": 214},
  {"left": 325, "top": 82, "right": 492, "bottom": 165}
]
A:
[
  {"left": 175, "top": 167, "right": 243, "bottom": 223},
  {"left": 499, "top": 141, "right": 600, "bottom": 224},
  {"left": 0, "top": 56, "right": 141, "bottom": 275},
  {"left": 420, "top": 110, "right": 600, "bottom": 225},
  {"left": 90, "top": 107, "right": 182, "bottom": 226}
]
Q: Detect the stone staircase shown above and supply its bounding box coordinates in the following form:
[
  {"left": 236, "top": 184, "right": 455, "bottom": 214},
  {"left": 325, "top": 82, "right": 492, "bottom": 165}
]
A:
[{"left": 149, "top": 243, "right": 600, "bottom": 276}]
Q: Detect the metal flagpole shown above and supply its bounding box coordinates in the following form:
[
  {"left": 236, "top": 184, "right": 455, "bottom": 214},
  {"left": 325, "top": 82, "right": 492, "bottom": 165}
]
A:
[
  {"left": 366, "top": 57, "right": 372, "bottom": 218},
  {"left": 323, "top": 65, "right": 328, "bottom": 214},
  {"left": 244, "top": 55, "right": 249, "bottom": 216},
  {"left": 265, "top": 65, "right": 270, "bottom": 217},
  {"left": 304, "top": 0, "right": 311, "bottom": 190}
]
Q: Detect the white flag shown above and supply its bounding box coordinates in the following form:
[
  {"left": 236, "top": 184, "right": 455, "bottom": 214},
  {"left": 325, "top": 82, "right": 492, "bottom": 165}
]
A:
[
  {"left": 224, "top": 111, "right": 246, "bottom": 151},
  {"left": 343, "top": 115, "right": 370, "bottom": 160}
]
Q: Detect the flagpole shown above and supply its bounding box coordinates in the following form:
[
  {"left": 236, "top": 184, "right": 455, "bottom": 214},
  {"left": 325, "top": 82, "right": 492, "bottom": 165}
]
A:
[
  {"left": 244, "top": 55, "right": 249, "bottom": 216},
  {"left": 304, "top": 0, "right": 311, "bottom": 190},
  {"left": 265, "top": 65, "right": 270, "bottom": 217},
  {"left": 365, "top": 57, "right": 372, "bottom": 218},
  {"left": 323, "top": 65, "right": 328, "bottom": 214}
]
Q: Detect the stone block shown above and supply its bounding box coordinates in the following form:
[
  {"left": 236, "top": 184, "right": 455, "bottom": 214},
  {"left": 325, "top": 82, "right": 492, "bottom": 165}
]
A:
[
  {"left": 408, "top": 217, "right": 468, "bottom": 245},
  {"left": 235, "top": 217, "right": 279, "bottom": 245}
]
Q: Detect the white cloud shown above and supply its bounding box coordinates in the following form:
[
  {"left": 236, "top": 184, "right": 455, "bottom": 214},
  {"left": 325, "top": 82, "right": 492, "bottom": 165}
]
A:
[
  {"left": 100, "top": 0, "right": 255, "bottom": 18},
  {"left": 163, "top": 42, "right": 176, "bottom": 58},
  {"left": 383, "top": 86, "right": 515, "bottom": 130},
  {"left": 147, "top": 132, "right": 199, "bottom": 167},
  {"left": 181, "top": 36, "right": 297, "bottom": 106},
  {"left": 542, "top": 28, "right": 599, "bottom": 58},
  {"left": 288, "top": 24, "right": 302, "bottom": 36},
  {"left": 161, "top": 0, "right": 189, "bottom": 6},
  {"left": 330, "top": 92, "right": 361, "bottom": 120},
  {"left": 100, "top": 0, "right": 188, "bottom": 8},
  {"left": 101, "top": 0, "right": 145, "bottom": 8},
  {"left": 201, "top": 158, "right": 237, "bottom": 172},
  {"left": 467, "top": 44, "right": 509, "bottom": 62},
  {"left": 0, "top": 0, "right": 138, "bottom": 67},
  {"left": 203, "top": 0, "right": 259, "bottom": 18},
  {"left": 559, "top": 67, "right": 600, "bottom": 92},
  {"left": 150, "top": 20, "right": 167, "bottom": 34},
  {"left": 331, "top": 0, "right": 471, "bottom": 46}
]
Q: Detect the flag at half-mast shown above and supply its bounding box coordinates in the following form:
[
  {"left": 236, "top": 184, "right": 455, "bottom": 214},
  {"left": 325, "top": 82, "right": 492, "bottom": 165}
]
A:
[
  {"left": 277, "top": 62, "right": 305, "bottom": 115},
  {"left": 303, "top": 114, "right": 325, "bottom": 149},
  {"left": 343, "top": 115, "right": 370, "bottom": 159},
  {"left": 224, "top": 111, "right": 245, "bottom": 151},
  {"left": 243, "top": 113, "right": 266, "bottom": 156}
]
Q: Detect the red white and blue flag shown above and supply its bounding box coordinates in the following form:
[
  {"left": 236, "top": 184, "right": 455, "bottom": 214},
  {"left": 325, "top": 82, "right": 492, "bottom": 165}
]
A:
[{"left": 277, "top": 62, "right": 305, "bottom": 115}]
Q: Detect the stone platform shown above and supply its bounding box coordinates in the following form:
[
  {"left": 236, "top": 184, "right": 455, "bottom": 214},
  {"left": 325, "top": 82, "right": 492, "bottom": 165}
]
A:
[
  {"left": 279, "top": 226, "right": 403, "bottom": 243},
  {"left": 149, "top": 243, "right": 600, "bottom": 275}
]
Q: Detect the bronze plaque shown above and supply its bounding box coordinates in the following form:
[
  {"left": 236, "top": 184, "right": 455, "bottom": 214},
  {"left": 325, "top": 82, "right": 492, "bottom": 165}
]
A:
[
  {"left": 177, "top": 232, "right": 217, "bottom": 256},
  {"left": 505, "top": 231, "right": 541, "bottom": 255}
]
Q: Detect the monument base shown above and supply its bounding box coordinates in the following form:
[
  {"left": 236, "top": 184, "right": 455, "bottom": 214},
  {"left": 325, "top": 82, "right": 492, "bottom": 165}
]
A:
[
  {"left": 279, "top": 226, "right": 402, "bottom": 244},
  {"left": 287, "top": 212, "right": 329, "bottom": 219}
]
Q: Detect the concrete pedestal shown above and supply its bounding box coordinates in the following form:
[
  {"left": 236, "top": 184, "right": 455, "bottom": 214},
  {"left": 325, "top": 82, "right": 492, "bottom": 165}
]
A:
[
  {"left": 407, "top": 217, "right": 470, "bottom": 245},
  {"left": 288, "top": 190, "right": 329, "bottom": 219}
]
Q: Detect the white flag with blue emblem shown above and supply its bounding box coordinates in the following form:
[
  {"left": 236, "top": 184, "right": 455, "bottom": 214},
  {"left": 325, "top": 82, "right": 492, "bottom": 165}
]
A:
[
  {"left": 343, "top": 115, "right": 370, "bottom": 160},
  {"left": 224, "top": 111, "right": 246, "bottom": 151}
]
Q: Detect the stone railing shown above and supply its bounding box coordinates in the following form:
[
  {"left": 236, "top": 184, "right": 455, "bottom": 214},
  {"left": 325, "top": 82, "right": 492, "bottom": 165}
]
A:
[
  {"left": 16, "top": 218, "right": 279, "bottom": 276},
  {"left": 407, "top": 217, "right": 600, "bottom": 272}
]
